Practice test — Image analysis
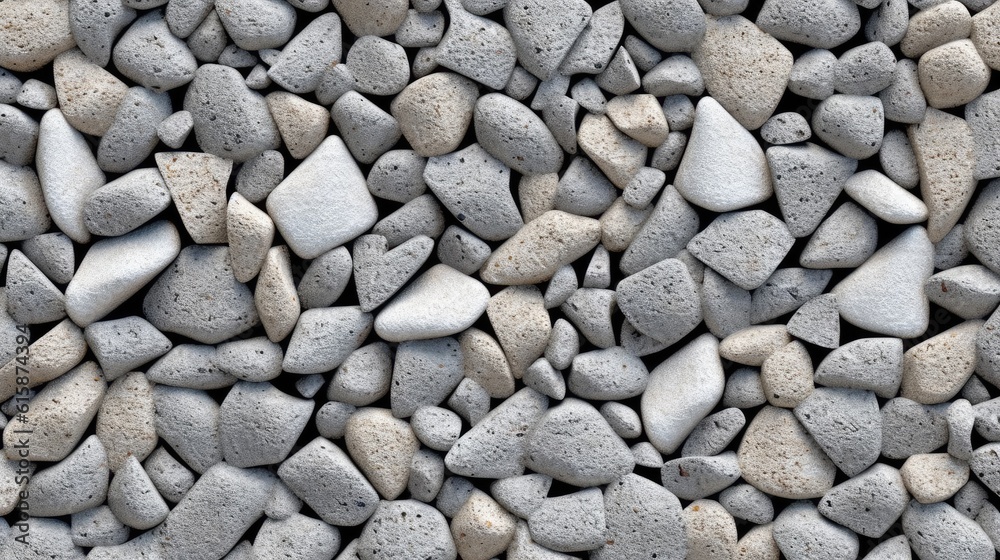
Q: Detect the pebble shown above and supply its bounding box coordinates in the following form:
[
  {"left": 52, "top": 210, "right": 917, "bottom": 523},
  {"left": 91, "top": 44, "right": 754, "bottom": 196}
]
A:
[
  {"left": 0, "top": 0, "right": 75, "bottom": 72},
  {"left": 910, "top": 107, "right": 978, "bottom": 243},
  {"left": 936, "top": 224, "right": 971, "bottom": 271},
  {"left": 834, "top": 41, "right": 896, "bottom": 96},
  {"left": 684, "top": 499, "right": 738, "bottom": 560},
  {"left": 277, "top": 437, "right": 379, "bottom": 526},
  {"left": 266, "top": 13, "right": 341, "bottom": 93},
  {"left": 966, "top": 181, "right": 1000, "bottom": 275},
  {"left": 926, "top": 265, "right": 1000, "bottom": 319},
  {"left": 955, "top": 480, "right": 990, "bottom": 519},
  {"left": 800, "top": 202, "right": 879, "bottom": 269},
  {"left": 435, "top": 2, "right": 517, "bottom": 90},
  {"left": 481, "top": 210, "right": 600, "bottom": 285},
  {"left": 95, "top": 372, "right": 157, "bottom": 471},
  {"left": 152, "top": 385, "right": 224, "bottom": 475},
  {"left": 373, "top": 264, "right": 487, "bottom": 342},
  {"left": 772, "top": 500, "right": 860, "bottom": 560},
  {"left": 327, "top": 342, "right": 392, "bottom": 406},
  {"left": 719, "top": 325, "right": 790, "bottom": 367},
  {"left": 282, "top": 307, "right": 372, "bottom": 374},
  {"left": 844, "top": 169, "right": 929, "bottom": 224},
  {"left": 554, "top": 157, "right": 616, "bottom": 217},
  {"left": 314, "top": 401, "right": 355, "bottom": 441},
  {"left": 17, "top": 78, "right": 58, "bottom": 110},
  {"left": 818, "top": 463, "right": 908, "bottom": 538},
  {"left": 719, "top": 484, "right": 774, "bottom": 524},
  {"left": 251, "top": 246, "right": 300, "bottom": 341},
  {"left": 618, "top": 258, "right": 701, "bottom": 345},
  {"left": 788, "top": 48, "right": 837, "bottom": 100},
  {"left": 101, "top": 87, "right": 174, "bottom": 174},
  {"left": 357, "top": 500, "right": 456, "bottom": 560},
  {"left": 687, "top": 210, "right": 795, "bottom": 290},
  {"left": 902, "top": 1, "right": 972, "bottom": 58},
  {"left": 619, "top": 0, "right": 705, "bottom": 53},
  {"left": 184, "top": 63, "right": 280, "bottom": 162},
  {"left": 880, "top": 59, "right": 927, "bottom": 125},
  {"left": 681, "top": 408, "right": 746, "bottom": 457},
  {"left": 474, "top": 93, "right": 563, "bottom": 176},
  {"left": 694, "top": 15, "right": 792, "bottom": 130},
  {"left": 903, "top": 501, "right": 995, "bottom": 560},
  {"left": 396, "top": 10, "right": 445, "bottom": 47},
  {"left": 68, "top": 0, "right": 136, "bottom": 67},
  {"left": 571, "top": 77, "right": 607, "bottom": 114},
  {"left": 157, "top": 110, "right": 194, "bottom": 150},
  {"left": 738, "top": 406, "right": 837, "bottom": 499},
  {"left": 449, "top": 490, "right": 516, "bottom": 560},
  {"left": 254, "top": 515, "right": 340, "bottom": 560},
  {"left": 331, "top": 0, "right": 407, "bottom": 36},
  {"left": 436, "top": 476, "right": 476, "bottom": 518},
  {"left": 52, "top": 49, "right": 127, "bottom": 137},
  {"left": 756, "top": 0, "right": 860, "bottom": 48},
  {"left": 595, "top": 474, "right": 687, "bottom": 560},
  {"left": 813, "top": 337, "right": 903, "bottom": 397},
  {"left": 332, "top": 91, "right": 402, "bottom": 164},
  {"left": 0, "top": 104, "right": 38, "bottom": 168},
  {"left": 675, "top": 97, "right": 772, "bottom": 211},
  {"left": 345, "top": 407, "right": 421, "bottom": 499},
  {"left": 761, "top": 112, "right": 811, "bottom": 145},
  {"left": 576, "top": 114, "right": 646, "bottom": 188},
  {"left": 113, "top": 11, "right": 197, "bottom": 91},
  {"left": 595, "top": 47, "right": 641, "bottom": 95},
  {"left": 367, "top": 150, "right": 427, "bottom": 203},
  {"left": 28, "top": 435, "right": 108, "bottom": 516},
  {"left": 70, "top": 506, "right": 129, "bottom": 548},
  {"left": 4, "top": 249, "right": 65, "bottom": 324},
  {"left": 0, "top": 318, "right": 83, "bottom": 400},
  {"left": 107, "top": 455, "right": 169, "bottom": 530},
  {"left": 605, "top": 94, "right": 670, "bottom": 148},
  {"left": 641, "top": 334, "right": 724, "bottom": 454},
  {"left": 523, "top": 357, "right": 566, "bottom": 399},
  {"left": 411, "top": 406, "right": 462, "bottom": 452},
  {"left": 227, "top": 192, "right": 275, "bottom": 283},
  {"left": 972, "top": 1, "right": 1000, "bottom": 70},
  {"left": 881, "top": 397, "right": 951, "bottom": 460},
  {"left": 786, "top": 293, "right": 840, "bottom": 348},
  {"left": 392, "top": 73, "right": 477, "bottom": 158},
  {"left": 812, "top": 94, "right": 884, "bottom": 159},
  {"left": 265, "top": 92, "right": 328, "bottom": 161},
  {"left": 392, "top": 338, "right": 464, "bottom": 418},
  {"left": 723, "top": 367, "right": 768, "bottom": 409},
  {"left": 795, "top": 388, "right": 882, "bottom": 476},
  {"left": 343, "top": 36, "right": 409, "bottom": 97},
  {"left": 528, "top": 488, "right": 607, "bottom": 553},
  {"left": 902, "top": 320, "right": 982, "bottom": 404},
  {"left": 662, "top": 452, "right": 741, "bottom": 500},
  {"left": 900, "top": 452, "right": 969, "bottom": 504},
  {"left": 750, "top": 268, "right": 832, "bottom": 324},
  {"left": 0, "top": 165, "right": 49, "bottom": 245},
  {"left": 155, "top": 151, "right": 231, "bottom": 244},
  {"left": 831, "top": 226, "right": 934, "bottom": 338},
  {"left": 409, "top": 448, "right": 445, "bottom": 503},
  {"left": 759, "top": 340, "right": 814, "bottom": 408},
  {"left": 144, "top": 447, "right": 195, "bottom": 503},
  {"left": 879, "top": 129, "right": 920, "bottom": 189},
  {"left": 503, "top": 0, "right": 592, "bottom": 81},
  {"left": 215, "top": 0, "right": 295, "bottom": 51},
  {"left": 219, "top": 381, "right": 313, "bottom": 468},
  {"left": 967, "top": 91, "right": 1000, "bottom": 181},
  {"left": 6, "top": 518, "right": 85, "bottom": 559},
  {"left": 83, "top": 168, "right": 171, "bottom": 237},
  {"left": 4, "top": 362, "right": 105, "bottom": 462},
  {"left": 84, "top": 316, "right": 172, "bottom": 381},
  {"left": 558, "top": 1, "right": 624, "bottom": 76},
  {"left": 863, "top": 535, "right": 912, "bottom": 559},
  {"left": 631, "top": 442, "right": 664, "bottom": 469},
  {"left": 642, "top": 55, "right": 704, "bottom": 97},
  {"left": 490, "top": 474, "right": 551, "bottom": 521},
  {"left": 143, "top": 245, "right": 258, "bottom": 344},
  {"left": 919, "top": 40, "right": 990, "bottom": 109},
  {"left": 266, "top": 136, "right": 378, "bottom": 259}
]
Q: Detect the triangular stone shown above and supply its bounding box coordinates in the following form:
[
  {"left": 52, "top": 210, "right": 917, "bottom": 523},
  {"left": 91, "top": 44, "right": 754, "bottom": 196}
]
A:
[
  {"left": 5, "top": 249, "right": 66, "bottom": 324},
  {"left": 353, "top": 234, "right": 433, "bottom": 313},
  {"left": 787, "top": 293, "right": 840, "bottom": 349},
  {"left": 155, "top": 151, "right": 232, "bottom": 244},
  {"left": 767, "top": 143, "right": 857, "bottom": 237}
]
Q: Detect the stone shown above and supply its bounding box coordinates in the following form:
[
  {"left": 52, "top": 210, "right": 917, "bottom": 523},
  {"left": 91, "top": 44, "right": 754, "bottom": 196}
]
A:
[
  {"left": 812, "top": 94, "right": 884, "bottom": 159},
  {"left": 0, "top": 319, "right": 83, "bottom": 401},
  {"left": 503, "top": 0, "right": 592, "bottom": 80},
  {"left": 4, "top": 249, "right": 65, "bottom": 324},
  {"left": 800, "top": 202, "right": 878, "bottom": 269},
  {"left": 332, "top": 91, "right": 402, "bottom": 165},
  {"left": 576, "top": 114, "right": 646, "bottom": 189},
  {"left": 682, "top": 408, "right": 747, "bottom": 457},
  {"left": 481, "top": 210, "right": 600, "bottom": 285},
  {"left": 357, "top": 500, "right": 456, "bottom": 560},
  {"left": 265, "top": 92, "right": 328, "bottom": 160},
  {"left": 282, "top": 307, "right": 372, "bottom": 374},
  {"left": 759, "top": 340, "right": 814, "bottom": 408},
  {"left": 451, "top": 490, "right": 517, "bottom": 560},
  {"left": 373, "top": 264, "right": 488, "bottom": 342},
  {"left": 738, "top": 406, "right": 837, "bottom": 499},
  {"left": 595, "top": 47, "right": 641, "bottom": 95},
  {"left": 605, "top": 94, "right": 669, "bottom": 147},
  {"left": 909, "top": 107, "right": 978, "bottom": 243},
  {"left": 0, "top": 105, "right": 38, "bottom": 167},
  {"left": 98, "top": 86, "right": 172, "bottom": 174},
  {"left": 143, "top": 448, "right": 194, "bottom": 503},
  {"left": 0, "top": 0, "right": 75, "bottom": 72},
  {"left": 794, "top": 388, "right": 881, "bottom": 476},
  {"left": 788, "top": 48, "right": 837, "bottom": 99},
  {"left": 818, "top": 463, "right": 908, "bottom": 538},
  {"left": 902, "top": 1, "right": 972, "bottom": 58},
  {"left": 594, "top": 474, "right": 687, "bottom": 560},
  {"left": 688, "top": 210, "right": 795, "bottom": 290},
  {"left": 84, "top": 316, "right": 172, "bottom": 381},
  {"left": 972, "top": 1, "right": 1000, "bottom": 70},
  {"left": 845, "top": 170, "right": 928, "bottom": 224},
  {"left": 277, "top": 437, "right": 379, "bottom": 526},
  {"left": 879, "top": 130, "right": 920, "bottom": 189},
  {"left": 768, "top": 143, "right": 858, "bottom": 237},
  {"left": 675, "top": 97, "right": 772, "bottom": 211},
  {"left": 435, "top": 2, "right": 516, "bottom": 89},
  {"left": 27, "top": 435, "right": 108, "bottom": 517},
  {"left": 786, "top": 294, "right": 840, "bottom": 349},
  {"left": 154, "top": 152, "right": 231, "bottom": 244},
  {"left": 901, "top": 320, "right": 982, "bottom": 404},
  {"left": 919, "top": 40, "right": 990, "bottom": 109},
  {"left": 903, "top": 501, "right": 995, "bottom": 560},
  {"left": 662, "top": 452, "right": 742, "bottom": 500},
  {"left": 219, "top": 381, "right": 313, "bottom": 468},
  {"left": 143, "top": 245, "right": 258, "bottom": 344},
  {"left": 474, "top": 93, "right": 563, "bottom": 175},
  {"left": 926, "top": 265, "right": 1000, "bottom": 320},
  {"left": 332, "top": 0, "right": 407, "bottom": 36},
  {"left": 761, "top": 112, "right": 811, "bottom": 145},
  {"left": 900, "top": 453, "right": 969, "bottom": 504},
  {"left": 392, "top": 73, "right": 477, "bottom": 158},
  {"left": 834, "top": 41, "right": 896, "bottom": 96},
  {"left": 684, "top": 499, "right": 738, "bottom": 560},
  {"left": 112, "top": 11, "right": 197, "bottom": 91},
  {"left": 254, "top": 515, "right": 340, "bottom": 560},
  {"left": 642, "top": 55, "right": 704, "bottom": 97},
  {"left": 756, "top": 0, "right": 860, "bottom": 48},
  {"left": 266, "top": 136, "right": 377, "bottom": 259},
  {"left": 719, "top": 484, "right": 774, "bottom": 524},
  {"left": 52, "top": 49, "right": 127, "bottom": 137},
  {"left": 147, "top": 345, "right": 235, "bottom": 390},
  {"left": 772, "top": 501, "right": 860, "bottom": 560},
  {"left": 82, "top": 169, "right": 170, "bottom": 238},
  {"left": 619, "top": 0, "right": 705, "bottom": 52},
  {"left": 70, "top": 506, "right": 129, "bottom": 548},
  {"left": 558, "top": 1, "right": 623, "bottom": 75},
  {"left": 96, "top": 372, "right": 157, "bottom": 471},
  {"left": 0, "top": 163, "right": 48, "bottom": 244},
  {"left": 528, "top": 488, "right": 607, "bottom": 553},
  {"left": 881, "top": 59, "right": 927, "bottom": 124},
  {"left": 107, "top": 455, "right": 168, "bottom": 530}
]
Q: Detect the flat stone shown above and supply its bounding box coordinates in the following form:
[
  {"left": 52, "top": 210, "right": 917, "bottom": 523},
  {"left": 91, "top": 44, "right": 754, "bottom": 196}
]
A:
[
  {"left": 266, "top": 136, "right": 378, "bottom": 259},
  {"left": 786, "top": 293, "right": 840, "bottom": 348},
  {"left": 84, "top": 316, "right": 172, "bottom": 381},
  {"left": 451, "top": 490, "right": 516, "bottom": 560},
  {"left": 277, "top": 437, "right": 379, "bottom": 526},
  {"left": 682, "top": 408, "right": 747, "bottom": 457},
  {"left": 605, "top": 94, "right": 669, "bottom": 147},
  {"left": 96, "top": 372, "right": 158, "bottom": 471},
  {"left": 83, "top": 168, "right": 171, "bottom": 237},
  {"left": 619, "top": 0, "right": 705, "bottom": 52},
  {"left": 113, "top": 11, "right": 197, "bottom": 91},
  {"left": 475, "top": 93, "right": 563, "bottom": 175},
  {"left": 435, "top": 2, "right": 516, "bottom": 89},
  {"left": 901, "top": 320, "right": 982, "bottom": 404},
  {"left": 480, "top": 210, "right": 600, "bottom": 285},
  {"left": 373, "top": 264, "right": 488, "bottom": 342},
  {"left": 818, "top": 463, "right": 908, "bottom": 538},
  {"left": 529, "top": 488, "right": 607, "bottom": 553},
  {"left": 812, "top": 94, "right": 884, "bottom": 159},
  {"left": 844, "top": 170, "right": 928, "bottom": 225},
  {"left": 70, "top": 505, "right": 129, "bottom": 548},
  {"left": 219, "top": 381, "right": 313, "bottom": 468},
  {"left": 926, "top": 265, "right": 1000, "bottom": 319},
  {"left": 662, "top": 452, "right": 742, "bottom": 500},
  {"left": 882, "top": 397, "right": 950, "bottom": 460},
  {"left": 4, "top": 249, "right": 65, "bottom": 324},
  {"left": 799, "top": 202, "right": 878, "bottom": 269},
  {"left": 738, "top": 406, "right": 837, "bottom": 499},
  {"left": 594, "top": 474, "right": 687, "bottom": 560},
  {"left": 814, "top": 337, "right": 903, "bottom": 397},
  {"left": 642, "top": 54, "right": 704, "bottom": 97},
  {"left": 265, "top": 92, "right": 328, "bottom": 160},
  {"left": 760, "top": 340, "right": 814, "bottom": 408},
  {"left": 879, "top": 129, "right": 920, "bottom": 188},
  {"left": 688, "top": 210, "right": 795, "bottom": 290},
  {"left": 595, "top": 47, "right": 641, "bottom": 95},
  {"left": 357, "top": 500, "right": 456, "bottom": 560},
  {"left": 909, "top": 107, "right": 977, "bottom": 243},
  {"left": 675, "top": 97, "right": 773, "bottom": 212},
  {"left": 903, "top": 501, "right": 995, "bottom": 560},
  {"left": 28, "top": 435, "right": 109, "bottom": 517},
  {"left": 756, "top": 0, "right": 860, "bottom": 49},
  {"left": 761, "top": 112, "right": 811, "bottom": 145},
  {"left": 283, "top": 307, "right": 372, "bottom": 374},
  {"left": 266, "top": 13, "right": 341, "bottom": 93},
  {"left": 794, "top": 388, "right": 881, "bottom": 476},
  {"left": 0, "top": 0, "right": 76, "bottom": 72},
  {"left": 157, "top": 110, "right": 193, "bottom": 149},
  {"left": 773, "top": 501, "right": 860, "bottom": 560},
  {"left": 767, "top": 143, "right": 858, "bottom": 237},
  {"left": 616, "top": 258, "right": 701, "bottom": 346},
  {"left": 155, "top": 152, "right": 230, "bottom": 244},
  {"left": 693, "top": 15, "right": 793, "bottom": 130}
]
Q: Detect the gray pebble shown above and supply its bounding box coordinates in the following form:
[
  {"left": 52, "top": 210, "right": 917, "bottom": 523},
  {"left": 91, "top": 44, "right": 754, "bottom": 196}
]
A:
[
  {"left": 0, "top": 69, "right": 18, "bottom": 104},
  {"left": 683, "top": 498, "right": 738, "bottom": 559},
  {"left": 490, "top": 473, "right": 551, "bottom": 520},
  {"left": 880, "top": 59, "right": 927, "bottom": 125},
  {"left": 354, "top": 234, "right": 433, "bottom": 311},
  {"left": 277, "top": 437, "right": 378, "bottom": 527},
  {"left": 396, "top": 10, "right": 445, "bottom": 47},
  {"left": 595, "top": 474, "right": 687, "bottom": 560},
  {"left": 315, "top": 63, "right": 355, "bottom": 105},
  {"left": 814, "top": 337, "right": 902, "bottom": 397},
  {"left": 751, "top": 268, "right": 833, "bottom": 324},
  {"left": 756, "top": 0, "right": 860, "bottom": 48},
  {"left": 970, "top": 442, "right": 1000, "bottom": 497},
  {"left": 619, "top": 0, "right": 705, "bottom": 52},
  {"left": 570, "top": 77, "right": 607, "bottom": 114},
  {"left": 267, "top": 481, "right": 305, "bottom": 519},
  {"left": 903, "top": 501, "right": 995, "bottom": 560},
  {"left": 282, "top": 307, "right": 372, "bottom": 374},
  {"left": 254, "top": 514, "right": 340, "bottom": 560},
  {"left": 601, "top": 197, "right": 652, "bottom": 253},
  {"left": 107, "top": 455, "right": 169, "bottom": 530},
  {"left": 622, "top": 34, "right": 662, "bottom": 72},
  {"left": 345, "top": 407, "right": 420, "bottom": 500},
  {"left": 682, "top": 408, "right": 747, "bottom": 457},
  {"left": 529, "top": 488, "right": 607, "bottom": 553},
  {"left": 688, "top": 210, "right": 795, "bottom": 291},
  {"left": 967, "top": 90, "right": 1000, "bottom": 181},
  {"left": 83, "top": 168, "right": 171, "bottom": 237},
  {"left": 346, "top": 35, "right": 410, "bottom": 97},
  {"left": 761, "top": 112, "right": 811, "bottom": 145},
  {"left": 555, "top": 157, "right": 616, "bottom": 217},
  {"left": 622, "top": 167, "right": 666, "bottom": 209},
  {"left": 357, "top": 500, "right": 456, "bottom": 560},
  {"left": 0, "top": 104, "right": 38, "bottom": 167},
  {"left": 617, "top": 257, "right": 702, "bottom": 345},
  {"left": 620, "top": 184, "right": 700, "bottom": 275},
  {"left": 143, "top": 245, "right": 258, "bottom": 344},
  {"left": 926, "top": 265, "right": 1000, "bottom": 319},
  {"left": 542, "top": 95, "right": 579, "bottom": 155},
  {"left": 3, "top": 518, "right": 84, "bottom": 559},
  {"left": 411, "top": 406, "right": 462, "bottom": 452},
  {"left": 460, "top": 328, "right": 515, "bottom": 399},
  {"left": 631, "top": 441, "right": 664, "bottom": 469},
  {"left": 543, "top": 264, "right": 578, "bottom": 310},
  {"left": 266, "top": 13, "right": 341, "bottom": 93},
  {"left": 504, "top": 65, "right": 539, "bottom": 101},
  {"left": 966, "top": 181, "right": 1000, "bottom": 275},
  {"left": 794, "top": 388, "right": 881, "bottom": 476},
  {"left": 144, "top": 447, "right": 195, "bottom": 503},
  {"left": 17, "top": 79, "right": 57, "bottom": 110},
  {"left": 545, "top": 319, "right": 579, "bottom": 371},
  {"left": 834, "top": 41, "right": 896, "bottom": 95},
  {"left": 962, "top": 375, "right": 991, "bottom": 405},
  {"left": 768, "top": 142, "right": 857, "bottom": 238},
  {"left": 812, "top": 94, "right": 884, "bottom": 159},
  {"left": 211, "top": 337, "right": 283, "bottom": 383},
  {"left": 881, "top": 397, "right": 950, "bottom": 459},
  {"left": 332, "top": 0, "right": 407, "bottom": 36},
  {"left": 312, "top": 401, "right": 353, "bottom": 441},
  {"left": 879, "top": 129, "right": 920, "bottom": 189},
  {"left": 786, "top": 293, "right": 840, "bottom": 349},
  {"left": 643, "top": 55, "right": 704, "bottom": 97},
  {"left": 28, "top": 435, "right": 108, "bottom": 516},
  {"left": 558, "top": 1, "right": 623, "bottom": 76},
  {"left": 85, "top": 317, "right": 171, "bottom": 383},
  {"left": 324, "top": 342, "right": 390, "bottom": 407},
  {"left": 936, "top": 224, "right": 970, "bottom": 271},
  {"left": 437, "top": 226, "right": 492, "bottom": 276},
  {"left": 185, "top": 63, "right": 280, "bottom": 162},
  {"left": 186, "top": 10, "right": 227, "bottom": 65},
  {"left": 800, "top": 201, "right": 879, "bottom": 269},
  {"left": 148, "top": 344, "right": 234, "bottom": 390},
  {"left": 662, "top": 452, "right": 742, "bottom": 500},
  {"left": 294, "top": 374, "right": 325, "bottom": 399},
  {"left": 865, "top": 0, "right": 909, "bottom": 47},
  {"left": 164, "top": 0, "right": 214, "bottom": 39},
  {"left": 475, "top": 93, "right": 563, "bottom": 175},
  {"left": 4, "top": 250, "right": 65, "bottom": 324},
  {"left": 595, "top": 47, "right": 641, "bottom": 96},
  {"left": 719, "top": 484, "right": 774, "bottom": 524},
  {"left": 70, "top": 506, "right": 129, "bottom": 548},
  {"left": 599, "top": 401, "right": 642, "bottom": 439},
  {"left": 390, "top": 337, "right": 463, "bottom": 418},
  {"left": 366, "top": 150, "right": 426, "bottom": 204},
  {"left": 818, "top": 463, "right": 908, "bottom": 538},
  {"left": 20, "top": 232, "right": 73, "bottom": 285},
  {"left": 219, "top": 381, "right": 313, "bottom": 468},
  {"left": 156, "top": 110, "right": 194, "bottom": 150},
  {"left": 723, "top": 367, "right": 768, "bottom": 409},
  {"left": 561, "top": 288, "right": 617, "bottom": 349},
  {"left": 266, "top": 92, "right": 329, "bottom": 161},
  {"left": 294, "top": 247, "right": 351, "bottom": 311},
  {"left": 113, "top": 12, "right": 197, "bottom": 92},
  {"left": 955, "top": 480, "right": 990, "bottom": 519},
  {"left": 523, "top": 357, "right": 567, "bottom": 400},
  {"left": 215, "top": 0, "right": 294, "bottom": 51},
  {"left": 445, "top": 387, "right": 548, "bottom": 479},
  {"left": 788, "top": 48, "right": 837, "bottom": 100},
  {"left": 152, "top": 386, "right": 222, "bottom": 473},
  {"left": 504, "top": 0, "right": 592, "bottom": 80},
  {"left": 409, "top": 449, "right": 445, "bottom": 503},
  {"left": 448, "top": 377, "right": 492, "bottom": 426},
  {"left": 701, "top": 267, "right": 751, "bottom": 340},
  {"left": 773, "top": 501, "right": 859, "bottom": 560},
  {"left": 948, "top": 399, "right": 976, "bottom": 461},
  {"left": 332, "top": 91, "right": 401, "bottom": 165},
  {"left": 436, "top": 476, "right": 476, "bottom": 518},
  {"left": 975, "top": 502, "right": 1000, "bottom": 554},
  {"left": 436, "top": 2, "right": 516, "bottom": 89},
  {"left": 68, "top": 0, "right": 137, "bottom": 67},
  {"left": 424, "top": 144, "right": 522, "bottom": 241}
]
